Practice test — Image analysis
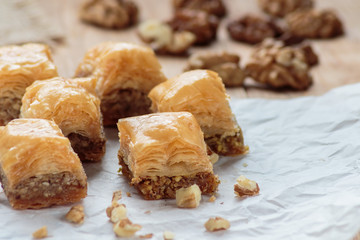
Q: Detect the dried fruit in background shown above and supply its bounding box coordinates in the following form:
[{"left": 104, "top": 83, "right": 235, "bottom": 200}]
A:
[
  {"left": 245, "top": 39, "right": 313, "bottom": 90},
  {"left": 168, "top": 9, "right": 219, "bottom": 45},
  {"left": 227, "top": 14, "right": 283, "bottom": 44},
  {"left": 138, "top": 20, "right": 196, "bottom": 55},
  {"left": 258, "top": 0, "right": 313, "bottom": 18},
  {"left": 185, "top": 51, "right": 246, "bottom": 87},
  {"left": 286, "top": 9, "right": 344, "bottom": 39},
  {"left": 173, "top": 0, "right": 226, "bottom": 18},
  {"left": 79, "top": 0, "right": 138, "bottom": 29}
]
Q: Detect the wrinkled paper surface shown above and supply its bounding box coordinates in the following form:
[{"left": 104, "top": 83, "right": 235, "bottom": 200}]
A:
[{"left": 1, "top": 83, "right": 360, "bottom": 240}]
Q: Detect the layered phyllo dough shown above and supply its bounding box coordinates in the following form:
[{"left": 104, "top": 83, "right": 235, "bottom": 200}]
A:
[
  {"left": 21, "top": 77, "right": 106, "bottom": 162},
  {"left": 75, "top": 42, "right": 167, "bottom": 126},
  {"left": 0, "top": 43, "right": 58, "bottom": 126},
  {"left": 0, "top": 119, "right": 87, "bottom": 209},
  {"left": 149, "top": 70, "right": 248, "bottom": 156},
  {"left": 117, "top": 112, "right": 219, "bottom": 200}
]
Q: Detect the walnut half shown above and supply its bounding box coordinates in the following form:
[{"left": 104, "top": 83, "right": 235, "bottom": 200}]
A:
[
  {"left": 245, "top": 39, "right": 313, "bottom": 90},
  {"left": 173, "top": 0, "right": 227, "bottom": 18},
  {"left": 79, "top": 0, "right": 138, "bottom": 29},
  {"left": 185, "top": 51, "right": 246, "bottom": 87},
  {"left": 286, "top": 9, "right": 344, "bottom": 39},
  {"left": 138, "top": 20, "right": 196, "bottom": 55},
  {"left": 258, "top": 0, "right": 314, "bottom": 18}
]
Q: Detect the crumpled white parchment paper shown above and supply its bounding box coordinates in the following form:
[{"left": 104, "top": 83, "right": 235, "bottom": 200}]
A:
[{"left": 1, "top": 83, "right": 360, "bottom": 240}]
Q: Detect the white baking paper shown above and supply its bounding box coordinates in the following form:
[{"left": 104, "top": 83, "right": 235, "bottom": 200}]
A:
[{"left": 1, "top": 83, "right": 360, "bottom": 240}]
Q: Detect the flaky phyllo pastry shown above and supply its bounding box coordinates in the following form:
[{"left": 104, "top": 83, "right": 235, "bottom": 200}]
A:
[
  {"left": 74, "top": 42, "right": 167, "bottom": 126},
  {"left": 117, "top": 112, "right": 219, "bottom": 200},
  {"left": 0, "top": 119, "right": 87, "bottom": 209},
  {"left": 20, "top": 77, "right": 106, "bottom": 162},
  {"left": 0, "top": 43, "right": 58, "bottom": 126},
  {"left": 148, "top": 70, "right": 248, "bottom": 156}
]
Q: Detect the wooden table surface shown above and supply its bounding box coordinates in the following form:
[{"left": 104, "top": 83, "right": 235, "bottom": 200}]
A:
[{"left": 42, "top": 0, "right": 360, "bottom": 100}]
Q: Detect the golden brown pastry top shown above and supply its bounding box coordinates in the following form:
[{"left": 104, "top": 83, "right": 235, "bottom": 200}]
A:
[
  {"left": 0, "top": 119, "right": 86, "bottom": 188},
  {"left": 21, "top": 77, "right": 102, "bottom": 138},
  {"left": 148, "top": 70, "right": 238, "bottom": 136},
  {"left": 0, "top": 43, "right": 58, "bottom": 97},
  {"left": 117, "top": 112, "right": 214, "bottom": 178},
  {"left": 74, "top": 42, "right": 166, "bottom": 97}
]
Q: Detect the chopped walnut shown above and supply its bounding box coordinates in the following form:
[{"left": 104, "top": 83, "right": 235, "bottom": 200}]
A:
[
  {"left": 258, "top": 0, "right": 313, "bottom": 18},
  {"left": 113, "top": 218, "right": 142, "bottom": 237},
  {"left": 168, "top": 9, "right": 219, "bottom": 45},
  {"left": 173, "top": 0, "right": 226, "bottom": 18},
  {"left": 138, "top": 20, "right": 196, "bottom": 55},
  {"left": 227, "top": 14, "right": 284, "bottom": 44},
  {"left": 204, "top": 217, "right": 230, "bottom": 232},
  {"left": 112, "top": 190, "right": 122, "bottom": 202},
  {"left": 163, "top": 231, "right": 175, "bottom": 240},
  {"left": 185, "top": 51, "right": 246, "bottom": 87},
  {"left": 32, "top": 226, "right": 48, "bottom": 239},
  {"left": 65, "top": 205, "right": 85, "bottom": 224},
  {"left": 286, "top": 9, "right": 344, "bottom": 39},
  {"left": 245, "top": 39, "right": 313, "bottom": 90},
  {"left": 234, "top": 175, "right": 260, "bottom": 197},
  {"left": 176, "top": 184, "right": 202, "bottom": 208},
  {"left": 79, "top": 0, "right": 138, "bottom": 29},
  {"left": 106, "top": 202, "right": 127, "bottom": 223},
  {"left": 126, "top": 192, "right": 132, "bottom": 197},
  {"left": 208, "top": 195, "right": 216, "bottom": 202}
]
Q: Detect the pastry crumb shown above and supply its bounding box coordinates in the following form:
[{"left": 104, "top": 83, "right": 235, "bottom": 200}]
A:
[
  {"left": 204, "top": 217, "right": 230, "bottom": 232},
  {"left": 163, "top": 231, "right": 175, "bottom": 240},
  {"left": 65, "top": 205, "right": 85, "bottom": 224},
  {"left": 208, "top": 195, "right": 216, "bottom": 202},
  {"left": 176, "top": 184, "right": 201, "bottom": 208},
  {"left": 139, "top": 233, "right": 153, "bottom": 239},
  {"left": 32, "top": 226, "right": 48, "bottom": 239},
  {"left": 234, "top": 175, "right": 260, "bottom": 197},
  {"left": 112, "top": 190, "right": 122, "bottom": 202},
  {"left": 113, "top": 218, "right": 142, "bottom": 237},
  {"left": 126, "top": 192, "right": 132, "bottom": 197}
]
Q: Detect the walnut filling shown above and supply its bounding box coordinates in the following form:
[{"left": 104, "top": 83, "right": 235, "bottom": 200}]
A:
[
  {"left": 205, "top": 128, "right": 249, "bottom": 156},
  {"left": 67, "top": 132, "right": 106, "bottom": 162},
  {"left": 0, "top": 96, "right": 22, "bottom": 126},
  {"left": 118, "top": 154, "right": 219, "bottom": 200},
  {"left": 101, "top": 88, "right": 152, "bottom": 126},
  {"left": 0, "top": 169, "right": 87, "bottom": 209}
]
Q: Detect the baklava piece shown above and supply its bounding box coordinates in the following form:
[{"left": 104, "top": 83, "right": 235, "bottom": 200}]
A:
[
  {"left": 74, "top": 42, "right": 167, "bottom": 126},
  {"left": 148, "top": 70, "right": 248, "bottom": 156},
  {"left": 21, "top": 77, "right": 106, "bottom": 162},
  {"left": 0, "top": 43, "right": 58, "bottom": 126},
  {"left": 0, "top": 119, "right": 87, "bottom": 209},
  {"left": 117, "top": 112, "right": 220, "bottom": 200},
  {"left": 80, "top": 0, "right": 138, "bottom": 29}
]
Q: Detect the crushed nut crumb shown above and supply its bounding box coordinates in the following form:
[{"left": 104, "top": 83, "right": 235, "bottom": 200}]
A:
[
  {"left": 176, "top": 184, "right": 202, "bottom": 208},
  {"left": 139, "top": 233, "right": 154, "bottom": 239},
  {"left": 208, "top": 195, "right": 216, "bottom": 202},
  {"left": 144, "top": 210, "right": 152, "bottom": 214},
  {"left": 204, "top": 217, "right": 230, "bottom": 232},
  {"left": 65, "top": 205, "right": 85, "bottom": 224},
  {"left": 163, "top": 231, "right": 175, "bottom": 240},
  {"left": 126, "top": 192, "right": 132, "bottom": 197},
  {"left": 32, "top": 226, "right": 48, "bottom": 239},
  {"left": 242, "top": 163, "right": 248, "bottom": 167},
  {"left": 112, "top": 190, "right": 122, "bottom": 202},
  {"left": 234, "top": 175, "right": 260, "bottom": 197},
  {"left": 113, "top": 218, "right": 142, "bottom": 237}
]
